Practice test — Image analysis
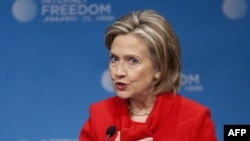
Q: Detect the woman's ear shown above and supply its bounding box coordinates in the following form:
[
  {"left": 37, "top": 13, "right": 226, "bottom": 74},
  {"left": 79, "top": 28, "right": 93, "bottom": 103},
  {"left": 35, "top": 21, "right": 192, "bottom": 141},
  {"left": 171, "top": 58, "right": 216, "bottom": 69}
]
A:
[{"left": 154, "top": 71, "right": 160, "bottom": 81}]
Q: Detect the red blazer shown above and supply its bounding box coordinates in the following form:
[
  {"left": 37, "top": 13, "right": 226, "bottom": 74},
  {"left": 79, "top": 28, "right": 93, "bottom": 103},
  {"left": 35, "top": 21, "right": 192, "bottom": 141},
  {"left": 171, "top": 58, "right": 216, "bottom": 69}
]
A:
[{"left": 79, "top": 93, "right": 217, "bottom": 141}]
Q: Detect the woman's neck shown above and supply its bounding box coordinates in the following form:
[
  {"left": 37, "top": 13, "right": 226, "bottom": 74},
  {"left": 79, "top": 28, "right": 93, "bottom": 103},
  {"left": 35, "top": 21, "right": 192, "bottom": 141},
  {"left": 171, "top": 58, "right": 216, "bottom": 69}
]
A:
[{"left": 128, "top": 94, "right": 157, "bottom": 122}]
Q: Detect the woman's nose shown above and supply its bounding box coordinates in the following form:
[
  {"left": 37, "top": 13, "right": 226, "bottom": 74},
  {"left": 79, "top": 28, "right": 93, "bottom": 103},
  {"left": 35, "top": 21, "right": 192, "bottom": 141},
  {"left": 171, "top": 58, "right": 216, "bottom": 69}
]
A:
[{"left": 115, "top": 62, "right": 126, "bottom": 77}]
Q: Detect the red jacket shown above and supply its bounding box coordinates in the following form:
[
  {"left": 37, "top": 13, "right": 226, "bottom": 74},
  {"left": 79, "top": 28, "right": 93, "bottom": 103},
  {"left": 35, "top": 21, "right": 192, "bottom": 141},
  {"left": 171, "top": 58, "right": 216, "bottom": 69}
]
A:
[{"left": 79, "top": 93, "right": 217, "bottom": 141}]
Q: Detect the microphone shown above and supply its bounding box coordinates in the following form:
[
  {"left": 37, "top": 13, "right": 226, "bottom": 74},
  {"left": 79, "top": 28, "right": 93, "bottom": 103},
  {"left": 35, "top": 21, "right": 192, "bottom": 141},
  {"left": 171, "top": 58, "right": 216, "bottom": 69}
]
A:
[{"left": 105, "top": 125, "right": 116, "bottom": 141}]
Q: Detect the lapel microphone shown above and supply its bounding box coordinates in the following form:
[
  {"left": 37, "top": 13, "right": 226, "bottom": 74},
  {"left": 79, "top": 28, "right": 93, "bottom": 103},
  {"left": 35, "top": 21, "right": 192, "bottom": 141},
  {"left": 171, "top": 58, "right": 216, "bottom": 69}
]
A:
[{"left": 105, "top": 125, "right": 116, "bottom": 141}]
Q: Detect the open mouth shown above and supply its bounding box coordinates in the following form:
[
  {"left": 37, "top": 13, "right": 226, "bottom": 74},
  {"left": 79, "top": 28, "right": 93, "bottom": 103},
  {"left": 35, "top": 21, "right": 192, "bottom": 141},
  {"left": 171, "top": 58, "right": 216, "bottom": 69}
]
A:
[
  {"left": 116, "top": 82, "right": 126, "bottom": 85},
  {"left": 115, "top": 82, "right": 127, "bottom": 90}
]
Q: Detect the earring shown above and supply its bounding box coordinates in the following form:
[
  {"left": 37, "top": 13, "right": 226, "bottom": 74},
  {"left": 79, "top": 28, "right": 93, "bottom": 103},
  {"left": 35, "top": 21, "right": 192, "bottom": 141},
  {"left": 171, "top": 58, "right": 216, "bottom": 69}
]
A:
[{"left": 154, "top": 74, "right": 159, "bottom": 81}]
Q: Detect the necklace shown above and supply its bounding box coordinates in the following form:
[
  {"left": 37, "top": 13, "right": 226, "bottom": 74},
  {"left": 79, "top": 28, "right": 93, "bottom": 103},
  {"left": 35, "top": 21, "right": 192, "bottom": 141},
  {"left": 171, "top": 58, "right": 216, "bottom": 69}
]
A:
[{"left": 128, "top": 105, "right": 150, "bottom": 116}]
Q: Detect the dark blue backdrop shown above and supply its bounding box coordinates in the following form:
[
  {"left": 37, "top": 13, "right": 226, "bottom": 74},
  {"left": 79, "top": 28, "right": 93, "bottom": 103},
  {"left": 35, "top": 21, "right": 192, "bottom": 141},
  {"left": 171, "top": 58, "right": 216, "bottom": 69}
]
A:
[{"left": 1, "top": 0, "right": 249, "bottom": 141}]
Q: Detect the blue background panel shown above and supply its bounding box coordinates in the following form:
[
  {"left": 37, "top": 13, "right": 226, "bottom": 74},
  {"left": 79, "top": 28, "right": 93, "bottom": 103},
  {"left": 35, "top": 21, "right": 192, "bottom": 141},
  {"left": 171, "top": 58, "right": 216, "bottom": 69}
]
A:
[{"left": 0, "top": 0, "right": 249, "bottom": 141}]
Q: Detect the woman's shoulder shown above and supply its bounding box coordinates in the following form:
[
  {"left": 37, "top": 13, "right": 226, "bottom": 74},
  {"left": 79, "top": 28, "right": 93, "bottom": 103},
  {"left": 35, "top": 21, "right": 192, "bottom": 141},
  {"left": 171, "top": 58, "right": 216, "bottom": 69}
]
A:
[
  {"left": 176, "top": 94, "right": 209, "bottom": 110},
  {"left": 161, "top": 92, "right": 209, "bottom": 111},
  {"left": 170, "top": 94, "right": 211, "bottom": 117}
]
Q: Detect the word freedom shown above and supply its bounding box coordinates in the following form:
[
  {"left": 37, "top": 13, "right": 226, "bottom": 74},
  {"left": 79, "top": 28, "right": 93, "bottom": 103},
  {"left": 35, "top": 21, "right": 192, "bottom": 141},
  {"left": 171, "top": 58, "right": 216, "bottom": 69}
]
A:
[{"left": 42, "top": 4, "right": 111, "bottom": 16}]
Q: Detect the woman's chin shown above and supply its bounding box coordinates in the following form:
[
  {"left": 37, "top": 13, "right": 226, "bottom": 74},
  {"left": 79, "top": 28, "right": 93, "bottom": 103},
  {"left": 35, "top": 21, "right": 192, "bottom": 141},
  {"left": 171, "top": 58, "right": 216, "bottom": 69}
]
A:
[{"left": 115, "top": 91, "right": 131, "bottom": 99}]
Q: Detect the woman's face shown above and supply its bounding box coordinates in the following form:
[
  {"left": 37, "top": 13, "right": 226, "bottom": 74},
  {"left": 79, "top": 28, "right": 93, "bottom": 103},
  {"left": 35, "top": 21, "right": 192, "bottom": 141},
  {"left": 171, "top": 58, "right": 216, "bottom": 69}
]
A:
[{"left": 109, "top": 34, "right": 158, "bottom": 99}]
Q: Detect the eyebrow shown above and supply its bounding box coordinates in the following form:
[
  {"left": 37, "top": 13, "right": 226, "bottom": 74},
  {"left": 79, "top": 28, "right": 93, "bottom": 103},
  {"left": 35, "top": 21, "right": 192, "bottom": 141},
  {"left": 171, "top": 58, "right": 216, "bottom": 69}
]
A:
[
  {"left": 109, "top": 52, "right": 116, "bottom": 57},
  {"left": 110, "top": 52, "right": 143, "bottom": 63}
]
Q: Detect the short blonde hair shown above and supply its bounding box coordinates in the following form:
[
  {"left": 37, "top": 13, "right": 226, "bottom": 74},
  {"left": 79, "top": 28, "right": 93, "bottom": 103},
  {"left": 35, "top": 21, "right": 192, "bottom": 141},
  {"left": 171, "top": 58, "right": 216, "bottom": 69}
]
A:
[{"left": 105, "top": 9, "right": 181, "bottom": 94}]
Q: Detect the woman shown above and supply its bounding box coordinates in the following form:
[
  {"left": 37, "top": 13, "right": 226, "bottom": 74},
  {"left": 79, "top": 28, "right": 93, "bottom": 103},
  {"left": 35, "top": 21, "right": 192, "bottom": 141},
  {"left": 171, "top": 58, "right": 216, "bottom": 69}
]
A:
[{"left": 79, "top": 9, "right": 217, "bottom": 141}]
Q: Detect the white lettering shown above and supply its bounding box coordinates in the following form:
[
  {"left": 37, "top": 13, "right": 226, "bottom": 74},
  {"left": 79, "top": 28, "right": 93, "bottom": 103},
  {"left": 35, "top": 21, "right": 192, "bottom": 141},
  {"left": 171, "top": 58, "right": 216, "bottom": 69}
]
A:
[
  {"left": 69, "top": 4, "right": 77, "bottom": 15},
  {"left": 60, "top": 5, "right": 68, "bottom": 15},
  {"left": 78, "top": 5, "right": 87, "bottom": 15},
  {"left": 184, "top": 85, "right": 203, "bottom": 92},
  {"left": 41, "top": 4, "right": 111, "bottom": 16},
  {"left": 42, "top": 16, "right": 78, "bottom": 22},
  {"left": 235, "top": 129, "right": 241, "bottom": 136},
  {"left": 228, "top": 129, "right": 235, "bottom": 136},
  {"left": 42, "top": 5, "right": 50, "bottom": 15},
  {"left": 41, "top": 0, "right": 84, "bottom": 4},
  {"left": 182, "top": 74, "right": 200, "bottom": 85},
  {"left": 228, "top": 129, "right": 247, "bottom": 136},
  {"left": 50, "top": 5, "right": 60, "bottom": 15},
  {"left": 81, "top": 16, "right": 92, "bottom": 22},
  {"left": 99, "top": 4, "right": 111, "bottom": 14},
  {"left": 96, "top": 15, "right": 115, "bottom": 21},
  {"left": 88, "top": 4, "right": 99, "bottom": 15},
  {"left": 241, "top": 129, "right": 246, "bottom": 136}
]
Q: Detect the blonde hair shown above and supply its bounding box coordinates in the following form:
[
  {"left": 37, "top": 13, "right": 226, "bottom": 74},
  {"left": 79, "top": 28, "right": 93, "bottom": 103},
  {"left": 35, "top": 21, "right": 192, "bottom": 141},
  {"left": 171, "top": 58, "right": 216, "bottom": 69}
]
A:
[{"left": 105, "top": 9, "right": 181, "bottom": 94}]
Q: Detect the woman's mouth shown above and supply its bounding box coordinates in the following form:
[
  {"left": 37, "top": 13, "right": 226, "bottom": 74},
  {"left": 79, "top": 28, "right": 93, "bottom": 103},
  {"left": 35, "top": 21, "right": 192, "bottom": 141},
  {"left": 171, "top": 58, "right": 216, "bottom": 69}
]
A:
[{"left": 115, "top": 82, "right": 127, "bottom": 90}]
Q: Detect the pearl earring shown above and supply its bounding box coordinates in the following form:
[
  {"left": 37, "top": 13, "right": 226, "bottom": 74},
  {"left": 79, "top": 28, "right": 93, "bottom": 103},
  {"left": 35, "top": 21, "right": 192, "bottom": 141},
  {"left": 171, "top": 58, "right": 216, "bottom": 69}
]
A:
[{"left": 154, "top": 74, "right": 159, "bottom": 81}]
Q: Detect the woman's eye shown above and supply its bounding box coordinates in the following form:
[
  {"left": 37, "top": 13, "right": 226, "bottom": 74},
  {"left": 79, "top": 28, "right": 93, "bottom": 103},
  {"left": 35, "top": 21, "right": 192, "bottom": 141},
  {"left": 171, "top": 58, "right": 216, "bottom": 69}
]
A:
[
  {"left": 129, "top": 57, "right": 138, "bottom": 64},
  {"left": 110, "top": 55, "right": 118, "bottom": 63}
]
